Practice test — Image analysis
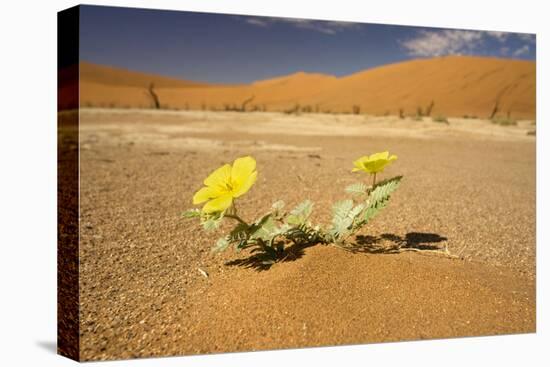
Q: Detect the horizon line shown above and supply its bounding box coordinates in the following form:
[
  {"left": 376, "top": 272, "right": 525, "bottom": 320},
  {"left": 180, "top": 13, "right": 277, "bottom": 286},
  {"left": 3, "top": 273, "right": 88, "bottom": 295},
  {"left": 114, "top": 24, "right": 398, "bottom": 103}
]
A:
[{"left": 76, "top": 55, "right": 536, "bottom": 86}]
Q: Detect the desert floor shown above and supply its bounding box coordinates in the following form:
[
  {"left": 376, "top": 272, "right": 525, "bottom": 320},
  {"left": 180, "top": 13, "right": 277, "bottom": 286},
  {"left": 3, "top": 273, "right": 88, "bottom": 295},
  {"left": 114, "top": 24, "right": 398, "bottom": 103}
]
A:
[{"left": 73, "top": 109, "right": 536, "bottom": 361}]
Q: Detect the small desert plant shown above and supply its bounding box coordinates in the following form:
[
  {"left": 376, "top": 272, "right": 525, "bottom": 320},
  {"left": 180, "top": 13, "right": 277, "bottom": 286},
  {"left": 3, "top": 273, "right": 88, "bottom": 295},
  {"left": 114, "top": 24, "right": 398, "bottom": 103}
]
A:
[
  {"left": 182, "top": 153, "right": 402, "bottom": 265},
  {"left": 412, "top": 106, "right": 426, "bottom": 121},
  {"left": 398, "top": 108, "right": 405, "bottom": 119},
  {"left": 352, "top": 105, "right": 361, "bottom": 115},
  {"left": 491, "top": 117, "right": 517, "bottom": 126},
  {"left": 284, "top": 104, "right": 301, "bottom": 115},
  {"left": 432, "top": 115, "right": 449, "bottom": 124}
]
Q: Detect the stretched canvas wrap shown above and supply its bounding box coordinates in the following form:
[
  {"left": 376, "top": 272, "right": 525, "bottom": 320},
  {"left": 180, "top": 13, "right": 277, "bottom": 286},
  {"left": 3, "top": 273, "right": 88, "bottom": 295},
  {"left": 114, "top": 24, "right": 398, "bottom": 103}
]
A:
[{"left": 58, "top": 4, "right": 536, "bottom": 362}]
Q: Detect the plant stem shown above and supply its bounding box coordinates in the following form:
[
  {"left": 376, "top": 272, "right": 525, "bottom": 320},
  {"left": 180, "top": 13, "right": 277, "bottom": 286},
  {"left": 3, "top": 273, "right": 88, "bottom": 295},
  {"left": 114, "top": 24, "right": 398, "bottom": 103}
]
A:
[
  {"left": 225, "top": 203, "right": 249, "bottom": 226},
  {"left": 372, "top": 172, "right": 377, "bottom": 188},
  {"left": 225, "top": 213, "right": 248, "bottom": 226}
]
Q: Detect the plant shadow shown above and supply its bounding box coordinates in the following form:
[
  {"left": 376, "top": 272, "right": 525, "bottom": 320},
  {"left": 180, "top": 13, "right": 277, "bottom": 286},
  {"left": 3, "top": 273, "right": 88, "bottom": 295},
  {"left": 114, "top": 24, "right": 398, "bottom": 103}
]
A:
[
  {"left": 225, "top": 240, "right": 317, "bottom": 271},
  {"left": 350, "top": 232, "right": 448, "bottom": 253},
  {"left": 225, "top": 232, "right": 447, "bottom": 271}
]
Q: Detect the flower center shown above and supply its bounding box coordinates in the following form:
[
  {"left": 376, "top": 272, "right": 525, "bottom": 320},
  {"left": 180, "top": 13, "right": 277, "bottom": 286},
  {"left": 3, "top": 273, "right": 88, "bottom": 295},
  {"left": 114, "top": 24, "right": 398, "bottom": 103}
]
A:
[{"left": 224, "top": 182, "right": 234, "bottom": 192}]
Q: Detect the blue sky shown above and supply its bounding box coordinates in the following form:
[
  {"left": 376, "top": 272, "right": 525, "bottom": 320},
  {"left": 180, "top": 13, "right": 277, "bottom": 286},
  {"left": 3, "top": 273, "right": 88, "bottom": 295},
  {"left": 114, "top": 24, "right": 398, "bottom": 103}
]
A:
[{"left": 79, "top": 5, "right": 536, "bottom": 84}]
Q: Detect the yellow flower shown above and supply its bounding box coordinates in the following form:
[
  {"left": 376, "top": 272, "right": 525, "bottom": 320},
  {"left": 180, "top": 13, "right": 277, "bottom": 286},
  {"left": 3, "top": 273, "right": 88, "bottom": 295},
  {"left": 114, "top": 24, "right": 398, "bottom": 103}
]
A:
[
  {"left": 192, "top": 156, "right": 258, "bottom": 214},
  {"left": 352, "top": 151, "right": 397, "bottom": 174}
]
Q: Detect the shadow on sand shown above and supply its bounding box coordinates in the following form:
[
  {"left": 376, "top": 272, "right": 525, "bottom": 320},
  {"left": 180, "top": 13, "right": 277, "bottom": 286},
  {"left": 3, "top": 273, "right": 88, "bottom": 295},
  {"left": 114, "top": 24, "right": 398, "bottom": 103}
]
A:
[{"left": 226, "top": 232, "right": 447, "bottom": 271}]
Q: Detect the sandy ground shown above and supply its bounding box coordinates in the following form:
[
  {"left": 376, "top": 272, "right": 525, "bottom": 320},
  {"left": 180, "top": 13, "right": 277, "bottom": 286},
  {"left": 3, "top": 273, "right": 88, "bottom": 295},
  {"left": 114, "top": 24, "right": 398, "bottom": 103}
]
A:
[{"left": 74, "top": 109, "right": 536, "bottom": 361}]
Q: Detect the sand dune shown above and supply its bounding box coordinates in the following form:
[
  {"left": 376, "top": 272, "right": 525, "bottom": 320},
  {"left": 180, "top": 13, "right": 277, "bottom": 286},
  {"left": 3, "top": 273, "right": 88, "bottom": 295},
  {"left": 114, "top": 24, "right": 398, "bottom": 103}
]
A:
[
  {"left": 79, "top": 61, "right": 209, "bottom": 88},
  {"left": 77, "top": 56, "right": 535, "bottom": 119}
]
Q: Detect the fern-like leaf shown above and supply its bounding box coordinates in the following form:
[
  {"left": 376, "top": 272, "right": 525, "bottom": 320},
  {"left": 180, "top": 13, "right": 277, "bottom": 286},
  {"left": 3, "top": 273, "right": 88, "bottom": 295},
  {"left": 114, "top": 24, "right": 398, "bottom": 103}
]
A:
[
  {"left": 181, "top": 208, "right": 201, "bottom": 218},
  {"left": 271, "top": 200, "right": 285, "bottom": 211},
  {"left": 251, "top": 214, "right": 281, "bottom": 242},
  {"left": 359, "top": 175, "right": 402, "bottom": 225},
  {"left": 368, "top": 176, "right": 403, "bottom": 207},
  {"left": 201, "top": 212, "right": 224, "bottom": 231},
  {"left": 330, "top": 200, "right": 366, "bottom": 239},
  {"left": 286, "top": 200, "right": 313, "bottom": 225},
  {"left": 212, "top": 237, "right": 230, "bottom": 252},
  {"left": 345, "top": 182, "right": 368, "bottom": 196}
]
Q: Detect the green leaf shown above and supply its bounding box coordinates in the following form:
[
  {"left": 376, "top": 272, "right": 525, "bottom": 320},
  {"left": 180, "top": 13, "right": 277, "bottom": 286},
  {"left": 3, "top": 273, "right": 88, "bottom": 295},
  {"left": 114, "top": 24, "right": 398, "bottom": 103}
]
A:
[
  {"left": 350, "top": 203, "right": 366, "bottom": 220},
  {"left": 362, "top": 200, "right": 387, "bottom": 223},
  {"left": 271, "top": 200, "right": 285, "bottom": 211},
  {"left": 358, "top": 176, "right": 402, "bottom": 225},
  {"left": 368, "top": 176, "right": 403, "bottom": 207},
  {"left": 345, "top": 182, "right": 368, "bottom": 196},
  {"left": 330, "top": 200, "right": 360, "bottom": 238},
  {"left": 212, "top": 237, "right": 230, "bottom": 252},
  {"left": 201, "top": 212, "right": 224, "bottom": 231},
  {"left": 332, "top": 199, "right": 354, "bottom": 220},
  {"left": 286, "top": 200, "right": 313, "bottom": 225},
  {"left": 228, "top": 222, "right": 249, "bottom": 241},
  {"left": 181, "top": 208, "right": 201, "bottom": 218},
  {"left": 250, "top": 214, "right": 281, "bottom": 242}
]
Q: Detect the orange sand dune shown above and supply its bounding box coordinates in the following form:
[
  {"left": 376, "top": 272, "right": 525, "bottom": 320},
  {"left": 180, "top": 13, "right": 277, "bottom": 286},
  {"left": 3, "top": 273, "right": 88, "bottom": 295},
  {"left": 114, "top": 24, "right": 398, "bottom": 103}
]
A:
[
  {"left": 78, "top": 56, "right": 535, "bottom": 119},
  {"left": 79, "top": 61, "right": 209, "bottom": 88}
]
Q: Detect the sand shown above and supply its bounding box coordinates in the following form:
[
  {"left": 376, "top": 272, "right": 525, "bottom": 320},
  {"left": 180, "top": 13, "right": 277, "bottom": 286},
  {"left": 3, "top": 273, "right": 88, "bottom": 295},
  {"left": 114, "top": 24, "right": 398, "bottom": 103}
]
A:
[
  {"left": 76, "top": 56, "right": 536, "bottom": 119},
  {"left": 74, "top": 109, "right": 535, "bottom": 361}
]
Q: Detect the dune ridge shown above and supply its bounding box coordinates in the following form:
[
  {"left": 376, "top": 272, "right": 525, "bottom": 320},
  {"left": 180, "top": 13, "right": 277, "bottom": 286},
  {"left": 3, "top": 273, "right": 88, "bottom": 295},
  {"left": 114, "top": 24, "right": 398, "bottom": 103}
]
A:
[{"left": 77, "top": 56, "right": 535, "bottom": 119}]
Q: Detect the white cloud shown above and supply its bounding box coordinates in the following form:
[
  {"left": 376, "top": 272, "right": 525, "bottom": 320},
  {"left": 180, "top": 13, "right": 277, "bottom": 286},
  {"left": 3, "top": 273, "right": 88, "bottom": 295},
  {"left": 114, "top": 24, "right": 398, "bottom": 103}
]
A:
[
  {"left": 517, "top": 33, "right": 536, "bottom": 44},
  {"left": 486, "top": 31, "right": 509, "bottom": 42},
  {"left": 245, "top": 18, "right": 270, "bottom": 27},
  {"left": 401, "top": 30, "right": 484, "bottom": 57},
  {"left": 401, "top": 29, "right": 534, "bottom": 58},
  {"left": 513, "top": 45, "right": 530, "bottom": 57},
  {"left": 242, "top": 16, "right": 360, "bottom": 35}
]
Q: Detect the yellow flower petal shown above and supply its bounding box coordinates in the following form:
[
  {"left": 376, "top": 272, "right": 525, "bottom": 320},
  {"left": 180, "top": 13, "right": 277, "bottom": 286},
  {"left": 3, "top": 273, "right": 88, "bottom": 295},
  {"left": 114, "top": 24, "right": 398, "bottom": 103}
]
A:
[
  {"left": 369, "top": 151, "right": 389, "bottom": 161},
  {"left": 204, "top": 163, "right": 232, "bottom": 189},
  {"left": 202, "top": 194, "right": 233, "bottom": 214},
  {"left": 193, "top": 156, "right": 258, "bottom": 212},
  {"left": 232, "top": 171, "right": 257, "bottom": 198},
  {"left": 192, "top": 186, "right": 223, "bottom": 205},
  {"left": 352, "top": 151, "right": 397, "bottom": 174},
  {"left": 231, "top": 156, "right": 256, "bottom": 185},
  {"left": 353, "top": 156, "right": 368, "bottom": 169}
]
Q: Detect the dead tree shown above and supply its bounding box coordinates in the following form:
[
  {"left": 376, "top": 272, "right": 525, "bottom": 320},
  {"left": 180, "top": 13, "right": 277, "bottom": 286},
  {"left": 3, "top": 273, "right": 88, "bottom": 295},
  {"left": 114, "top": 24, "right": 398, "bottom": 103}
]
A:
[
  {"left": 489, "top": 98, "right": 500, "bottom": 119},
  {"left": 240, "top": 95, "right": 255, "bottom": 112},
  {"left": 425, "top": 100, "right": 435, "bottom": 116},
  {"left": 147, "top": 82, "right": 161, "bottom": 109},
  {"left": 490, "top": 86, "right": 511, "bottom": 119}
]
